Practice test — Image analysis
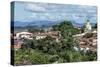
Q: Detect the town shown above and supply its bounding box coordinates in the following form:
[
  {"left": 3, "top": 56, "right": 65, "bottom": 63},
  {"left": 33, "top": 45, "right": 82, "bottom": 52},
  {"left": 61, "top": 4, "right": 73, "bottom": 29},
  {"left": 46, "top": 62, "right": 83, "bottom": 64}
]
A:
[
  {"left": 11, "top": 20, "right": 97, "bottom": 65},
  {"left": 11, "top": 20, "right": 97, "bottom": 52},
  {"left": 11, "top": 2, "right": 97, "bottom": 66}
]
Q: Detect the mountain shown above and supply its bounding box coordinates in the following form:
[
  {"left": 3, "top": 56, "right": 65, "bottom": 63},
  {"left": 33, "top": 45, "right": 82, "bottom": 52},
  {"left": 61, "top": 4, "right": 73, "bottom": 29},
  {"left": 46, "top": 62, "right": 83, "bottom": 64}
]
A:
[
  {"left": 71, "top": 21, "right": 83, "bottom": 27},
  {"left": 12, "top": 20, "right": 58, "bottom": 28},
  {"left": 71, "top": 20, "right": 96, "bottom": 28},
  {"left": 11, "top": 20, "right": 96, "bottom": 28},
  {"left": 27, "top": 20, "right": 58, "bottom": 27},
  {"left": 11, "top": 21, "right": 28, "bottom": 27}
]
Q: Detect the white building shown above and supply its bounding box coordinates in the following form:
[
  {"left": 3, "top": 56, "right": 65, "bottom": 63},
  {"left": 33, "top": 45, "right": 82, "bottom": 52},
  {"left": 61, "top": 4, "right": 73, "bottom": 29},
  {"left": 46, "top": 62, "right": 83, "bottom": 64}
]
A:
[
  {"left": 73, "top": 33, "right": 86, "bottom": 37},
  {"left": 16, "top": 32, "right": 33, "bottom": 39},
  {"left": 34, "top": 31, "right": 59, "bottom": 40},
  {"left": 84, "top": 20, "right": 92, "bottom": 33},
  {"left": 36, "top": 35, "right": 46, "bottom": 40},
  {"left": 73, "top": 20, "right": 92, "bottom": 37}
]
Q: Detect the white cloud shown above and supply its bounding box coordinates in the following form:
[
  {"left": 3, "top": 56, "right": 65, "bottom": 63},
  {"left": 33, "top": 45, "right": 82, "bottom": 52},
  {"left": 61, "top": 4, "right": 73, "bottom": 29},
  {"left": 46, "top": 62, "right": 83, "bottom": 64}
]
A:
[
  {"left": 25, "top": 3, "right": 46, "bottom": 12},
  {"left": 30, "top": 12, "right": 73, "bottom": 21},
  {"left": 24, "top": 2, "right": 97, "bottom": 22}
]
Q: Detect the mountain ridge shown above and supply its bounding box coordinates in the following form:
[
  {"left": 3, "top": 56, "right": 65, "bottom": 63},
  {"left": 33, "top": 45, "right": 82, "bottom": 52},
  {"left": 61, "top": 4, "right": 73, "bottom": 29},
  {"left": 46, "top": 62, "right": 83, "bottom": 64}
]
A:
[{"left": 11, "top": 20, "right": 96, "bottom": 28}]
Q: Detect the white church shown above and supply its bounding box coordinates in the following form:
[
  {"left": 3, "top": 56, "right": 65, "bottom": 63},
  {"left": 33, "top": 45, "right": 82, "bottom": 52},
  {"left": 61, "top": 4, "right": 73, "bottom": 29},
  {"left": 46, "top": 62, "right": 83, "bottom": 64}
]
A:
[
  {"left": 73, "top": 20, "right": 92, "bottom": 37},
  {"left": 84, "top": 20, "right": 92, "bottom": 33}
]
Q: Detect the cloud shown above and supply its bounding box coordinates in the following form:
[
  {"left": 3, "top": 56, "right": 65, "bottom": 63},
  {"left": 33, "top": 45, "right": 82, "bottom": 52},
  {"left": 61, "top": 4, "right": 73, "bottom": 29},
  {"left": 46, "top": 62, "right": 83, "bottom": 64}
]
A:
[
  {"left": 30, "top": 13, "right": 58, "bottom": 20},
  {"left": 24, "top": 2, "right": 97, "bottom": 15},
  {"left": 30, "top": 12, "right": 74, "bottom": 21},
  {"left": 25, "top": 3, "right": 46, "bottom": 12},
  {"left": 17, "top": 2, "right": 97, "bottom": 23}
]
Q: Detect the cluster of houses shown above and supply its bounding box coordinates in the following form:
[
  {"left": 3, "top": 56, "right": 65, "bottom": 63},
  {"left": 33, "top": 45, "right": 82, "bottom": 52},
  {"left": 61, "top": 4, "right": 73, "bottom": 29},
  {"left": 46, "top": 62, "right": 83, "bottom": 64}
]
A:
[
  {"left": 73, "top": 20, "right": 97, "bottom": 52},
  {"left": 11, "top": 20, "right": 97, "bottom": 52},
  {"left": 11, "top": 31, "right": 60, "bottom": 50},
  {"left": 74, "top": 31, "right": 97, "bottom": 52}
]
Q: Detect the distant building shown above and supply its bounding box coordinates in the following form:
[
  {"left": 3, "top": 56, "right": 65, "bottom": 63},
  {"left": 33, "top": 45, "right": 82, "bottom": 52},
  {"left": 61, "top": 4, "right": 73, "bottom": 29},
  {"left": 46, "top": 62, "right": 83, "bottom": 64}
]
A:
[
  {"left": 11, "top": 31, "right": 60, "bottom": 50},
  {"left": 34, "top": 31, "right": 60, "bottom": 42},
  {"left": 16, "top": 32, "right": 33, "bottom": 39},
  {"left": 35, "top": 35, "right": 46, "bottom": 40},
  {"left": 73, "top": 33, "right": 86, "bottom": 37},
  {"left": 73, "top": 32, "right": 97, "bottom": 52},
  {"left": 84, "top": 20, "right": 92, "bottom": 33},
  {"left": 11, "top": 37, "right": 23, "bottom": 50},
  {"left": 11, "top": 32, "right": 33, "bottom": 50}
]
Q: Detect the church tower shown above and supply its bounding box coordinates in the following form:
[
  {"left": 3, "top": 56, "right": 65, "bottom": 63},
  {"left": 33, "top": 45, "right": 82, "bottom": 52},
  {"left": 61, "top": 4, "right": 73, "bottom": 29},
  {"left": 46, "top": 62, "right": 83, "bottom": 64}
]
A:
[{"left": 84, "top": 20, "right": 92, "bottom": 33}]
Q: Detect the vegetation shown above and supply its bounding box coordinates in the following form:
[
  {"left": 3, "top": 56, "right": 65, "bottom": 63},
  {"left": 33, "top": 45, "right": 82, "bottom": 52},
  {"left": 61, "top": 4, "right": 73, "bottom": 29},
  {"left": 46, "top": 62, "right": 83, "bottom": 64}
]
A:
[
  {"left": 14, "top": 20, "right": 97, "bottom": 65},
  {"left": 14, "top": 49, "right": 56, "bottom": 65}
]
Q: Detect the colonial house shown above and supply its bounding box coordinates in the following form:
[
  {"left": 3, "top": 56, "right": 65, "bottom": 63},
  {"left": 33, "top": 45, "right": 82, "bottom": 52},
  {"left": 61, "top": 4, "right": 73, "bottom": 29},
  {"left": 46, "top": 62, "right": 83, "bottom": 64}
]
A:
[
  {"left": 11, "top": 32, "right": 33, "bottom": 50},
  {"left": 16, "top": 32, "right": 33, "bottom": 39},
  {"left": 74, "top": 32, "right": 97, "bottom": 52},
  {"left": 33, "top": 31, "right": 60, "bottom": 42},
  {"left": 11, "top": 36, "right": 23, "bottom": 50},
  {"left": 11, "top": 31, "right": 60, "bottom": 50},
  {"left": 35, "top": 34, "right": 46, "bottom": 40}
]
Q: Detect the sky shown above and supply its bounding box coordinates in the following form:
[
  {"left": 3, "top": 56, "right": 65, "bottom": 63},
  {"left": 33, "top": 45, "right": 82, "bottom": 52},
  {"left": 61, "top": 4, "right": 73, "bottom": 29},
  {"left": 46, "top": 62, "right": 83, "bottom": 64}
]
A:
[{"left": 12, "top": 1, "right": 97, "bottom": 24}]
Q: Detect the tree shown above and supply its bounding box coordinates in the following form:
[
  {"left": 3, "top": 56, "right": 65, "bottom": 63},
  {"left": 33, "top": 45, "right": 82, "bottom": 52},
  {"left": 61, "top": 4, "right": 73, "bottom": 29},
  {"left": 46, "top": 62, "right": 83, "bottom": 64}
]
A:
[
  {"left": 52, "top": 21, "right": 73, "bottom": 31},
  {"left": 94, "top": 23, "right": 97, "bottom": 29},
  {"left": 21, "top": 39, "right": 33, "bottom": 49}
]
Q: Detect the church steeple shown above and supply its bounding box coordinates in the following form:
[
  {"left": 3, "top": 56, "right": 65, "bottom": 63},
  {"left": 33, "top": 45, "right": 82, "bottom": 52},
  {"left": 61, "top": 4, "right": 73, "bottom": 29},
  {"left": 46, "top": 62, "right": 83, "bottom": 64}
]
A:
[{"left": 84, "top": 19, "right": 92, "bottom": 33}]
